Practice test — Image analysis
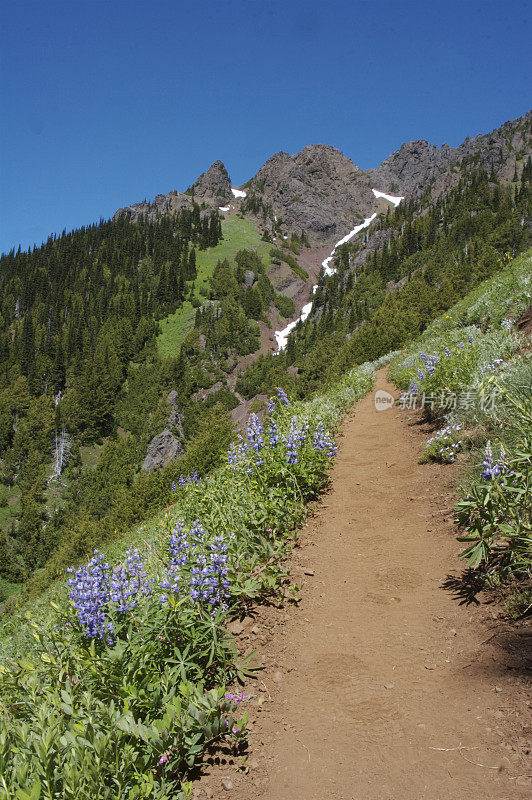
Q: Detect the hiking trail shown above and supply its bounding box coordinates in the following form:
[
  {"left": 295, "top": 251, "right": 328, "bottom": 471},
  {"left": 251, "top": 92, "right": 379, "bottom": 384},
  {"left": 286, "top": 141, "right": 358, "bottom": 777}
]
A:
[{"left": 199, "top": 370, "right": 531, "bottom": 800}]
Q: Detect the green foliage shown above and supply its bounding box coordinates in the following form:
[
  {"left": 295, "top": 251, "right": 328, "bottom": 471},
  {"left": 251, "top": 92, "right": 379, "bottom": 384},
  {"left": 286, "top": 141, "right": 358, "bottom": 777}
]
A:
[
  {"left": 455, "top": 390, "right": 531, "bottom": 575},
  {"left": 389, "top": 252, "right": 532, "bottom": 586},
  {"left": 273, "top": 293, "right": 296, "bottom": 319},
  {"left": 270, "top": 247, "right": 309, "bottom": 281},
  {"left": 0, "top": 360, "right": 377, "bottom": 797},
  {"left": 156, "top": 216, "right": 273, "bottom": 358},
  {"left": 0, "top": 598, "right": 246, "bottom": 799}
]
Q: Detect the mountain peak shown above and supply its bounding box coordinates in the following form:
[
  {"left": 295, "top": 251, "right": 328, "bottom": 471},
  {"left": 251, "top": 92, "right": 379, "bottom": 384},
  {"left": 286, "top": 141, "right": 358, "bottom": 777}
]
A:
[{"left": 192, "top": 160, "right": 232, "bottom": 202}]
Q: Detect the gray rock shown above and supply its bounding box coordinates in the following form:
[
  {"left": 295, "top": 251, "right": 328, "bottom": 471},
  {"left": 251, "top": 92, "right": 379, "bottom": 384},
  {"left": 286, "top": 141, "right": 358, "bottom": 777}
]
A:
[
  {"left": 142, "top": 429, "right": 183, "bottom": 473},
  {"left": 243, "top": 270, "right": 256, "bottom": 287},
  {"left": 247, "top": 143, "right": 376, "bottom": 246},
  {"left": 192, "top": 160, "right": 232, "bottom": 203}
]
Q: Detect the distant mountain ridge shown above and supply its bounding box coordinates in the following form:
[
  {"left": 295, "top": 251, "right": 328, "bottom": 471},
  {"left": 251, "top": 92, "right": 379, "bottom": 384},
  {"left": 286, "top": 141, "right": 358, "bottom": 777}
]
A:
[{"left": 114, "top": 110, "right": 532, "bottom": 246}]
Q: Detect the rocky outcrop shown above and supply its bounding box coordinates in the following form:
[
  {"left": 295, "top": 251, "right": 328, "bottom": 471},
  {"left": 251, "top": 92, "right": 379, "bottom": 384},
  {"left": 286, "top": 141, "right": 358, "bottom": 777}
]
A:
[
  {"left": 246, "top": 144, "right": 376, "bottom": 245},
  {"left": 113, "top": 161, "right": 232, "bottom": 223},
  {"left": 113, "top": 191, "right": 195, "bottom": 223},
  {"left": 370, "top": 111, "right": 532, "bottom": 200},
  {"left": 142, "top": 429, "right": 182, "bottom": 473},
  {"left": 142, "top": 391, "right": 184, "bottom": 472},
  {"left": 191, "top": 160, "right": 232, "bottom": 204}
]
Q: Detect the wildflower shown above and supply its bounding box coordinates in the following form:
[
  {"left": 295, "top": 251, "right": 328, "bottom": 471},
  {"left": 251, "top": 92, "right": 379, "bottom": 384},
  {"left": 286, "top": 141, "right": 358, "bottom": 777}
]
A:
[
  {"left": 482, "top": 442, "right": 510, "bottom": 480},
  {"left": 313, "top": 423, "right": 337, "bottom": 457},
  {"left": 276, "top": 387, "right": 291, "bottom": 405},
  {"left": 246, "top": 413, "right": 264, "bottom": 452},
  {"left": 171, "top": 481, "right": 177, "bottom": 492},
  {"left": 268, "top": 417, "right": 280, "bottom": 446},
  {"left": 410, "top": 381, "right": 418, "bottom": 395},
  {"left": 110, "top": 548, "right": 152, "bottom": 613},
  {"left": 67, "top": 550, "right": 113, "bottom": 640}
]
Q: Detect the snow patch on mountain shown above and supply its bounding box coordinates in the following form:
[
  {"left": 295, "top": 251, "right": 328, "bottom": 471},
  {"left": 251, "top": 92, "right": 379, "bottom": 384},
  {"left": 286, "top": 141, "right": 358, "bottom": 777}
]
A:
[
  {"left": 322, "top": 213, "right": 377, "bottom": 275},
  {"left": 372, "top": 188, "right": 404, "bottom": 206},
  {"left": 274, "top": 302, "right": 313, "bottom": 351},
  {"left": 231, "top": 188, "right": 247, "bottom": 198},
  {"left": 275, "top": 213, "right": 378, "bottom": 351}
]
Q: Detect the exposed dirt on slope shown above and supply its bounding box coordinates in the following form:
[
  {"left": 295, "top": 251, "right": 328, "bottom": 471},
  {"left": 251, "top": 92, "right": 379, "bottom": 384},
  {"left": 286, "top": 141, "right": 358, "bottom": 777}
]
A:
[{"left": 197, "top": 370, "right": 531, "bottom": 799}]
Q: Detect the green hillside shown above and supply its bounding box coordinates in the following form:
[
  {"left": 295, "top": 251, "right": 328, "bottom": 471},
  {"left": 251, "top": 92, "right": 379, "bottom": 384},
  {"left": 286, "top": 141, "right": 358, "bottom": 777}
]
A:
[{"left": 157, "top": 215, "right": 273, "bottom": 357}]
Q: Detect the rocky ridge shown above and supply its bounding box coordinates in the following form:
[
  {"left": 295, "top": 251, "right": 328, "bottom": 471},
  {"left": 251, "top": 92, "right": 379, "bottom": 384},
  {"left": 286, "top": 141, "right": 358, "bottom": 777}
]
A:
[{"left": 114, "top": 111, "right": 531, "bottom": 245}]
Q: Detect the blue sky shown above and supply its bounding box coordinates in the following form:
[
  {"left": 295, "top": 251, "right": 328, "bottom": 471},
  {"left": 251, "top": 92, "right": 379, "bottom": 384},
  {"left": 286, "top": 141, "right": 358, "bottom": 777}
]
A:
[{"left": 1, "top": 0, "right": 530, "bottom": 254}]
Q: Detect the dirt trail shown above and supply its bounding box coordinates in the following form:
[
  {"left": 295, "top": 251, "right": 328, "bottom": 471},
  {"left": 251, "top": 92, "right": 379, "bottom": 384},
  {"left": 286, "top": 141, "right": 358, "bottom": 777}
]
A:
[{"left": 201, "top": 370, "right": 531, "bottom": 800}]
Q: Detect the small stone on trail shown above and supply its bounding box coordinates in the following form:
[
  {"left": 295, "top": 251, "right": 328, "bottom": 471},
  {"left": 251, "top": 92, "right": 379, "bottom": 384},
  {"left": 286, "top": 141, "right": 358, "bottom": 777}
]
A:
[
  {"left": 494, "top": 686, "right": 503, "bottom": 693},
  {"left": 251, "top": 625, "right": 260, "bottom": 635},
  {"left": 384, "top": 682, "right": 395, "bottom": 689},
  {"left": 221, "top": 777, "right": 233, "bottom": 791},
  {"left": 304, "top": 569, "right": 315, "bottom": 576},
  {"left": 273, "top": 670, "right": 283, "bottom": 683},
  {"left": 228, "top": 621, "right": 244, "bottom": 635}
]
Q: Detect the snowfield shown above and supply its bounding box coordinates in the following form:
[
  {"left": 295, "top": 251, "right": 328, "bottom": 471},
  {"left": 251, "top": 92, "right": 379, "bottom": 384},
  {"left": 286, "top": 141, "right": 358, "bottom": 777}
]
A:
[
  {"left": 322, "top": 213, "right": 377, "bottom": 275},
  {"left": 218, "top": 206, "right": 230, "bottom": 212},
  {"left": 274, "top": 301, "right": 313, "bottom": 350},
  {"left": 231, "top": 187, "right": 247, "bottom": 198},
  {"left": 372, "top": 188, "right": 404, "bottom": 207},
  {"left": 275, "top": 213, "right": 378, "bottom": 351}
]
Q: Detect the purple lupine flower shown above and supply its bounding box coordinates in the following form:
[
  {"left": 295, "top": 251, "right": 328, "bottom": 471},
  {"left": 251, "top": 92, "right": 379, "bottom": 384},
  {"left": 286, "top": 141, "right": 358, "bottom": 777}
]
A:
[
  {"left": 67, "top": 550, "right": 113, "bottom": 640},
  {"left": 482, "top": 443, "right": 497, "bottom": 479},
  {"left": 313, "top": 422, "right": 337, "bottom": 457},
  {"left": 268, "top": 417, "right": 280, "bottom": 446},
  {"left": 410, "top": 381, "right": 418, "bottom": 395},
  {"left": 482, "top": 442, "right": 509, "bottom": 479},
  {"left": 417, "top": 369, "right": 425, "bottom": 380},
  {"left": 284, "top": 419, "right": 300, "bottom": 464},
  {"left": 227, "top": 442, "right": 239, "bottom": 469},
  {"left": 276, "top": 387, "right": 291, "bottom": 406},
  {"left": 171, "top": 481, "right": 177, "bottom": 492},
  {"left": 468, "top": 334, "right": 474, "bottom": 343},
  {"left": 267, "top": 398, "right": 276, "bottom": 414},
  {"left": 190, "top": 519, "right": 206, "bottom": 544},
  {"left": 313, "top": 423, "right": 328, "bottom": 451},
  {"left": 246, "top": 413, "right": 264, "bottom": 452},
  {"left": 178, "top": 474, "right": 187, "bottom": 487},
  {"left": 207, "top": 535, "right": 230, "bottom": 609},
  {"left": 161, "top": 521, "right": 189, "bottom": 597},
  {"left": 110, "top": 548, "right": 152, "bottom": 612}
]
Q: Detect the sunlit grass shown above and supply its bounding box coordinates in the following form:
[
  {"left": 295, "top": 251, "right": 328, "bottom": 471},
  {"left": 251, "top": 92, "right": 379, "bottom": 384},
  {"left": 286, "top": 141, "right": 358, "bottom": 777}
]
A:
[{"left": 157, "top": 216, "right": 273, "bottom": 357}]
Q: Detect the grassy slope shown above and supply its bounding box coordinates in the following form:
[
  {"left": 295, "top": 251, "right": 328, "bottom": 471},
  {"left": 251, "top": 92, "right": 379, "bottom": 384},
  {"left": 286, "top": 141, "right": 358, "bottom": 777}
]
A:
[
  {"left": 157, "top": 215, "right": 273, "bottom": 358},
  {"left": 0, "top": 357, "right": 378, "bottom": 659},
  {"left": 3, "top": 251, "right": 529, "bottom": 656}
]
